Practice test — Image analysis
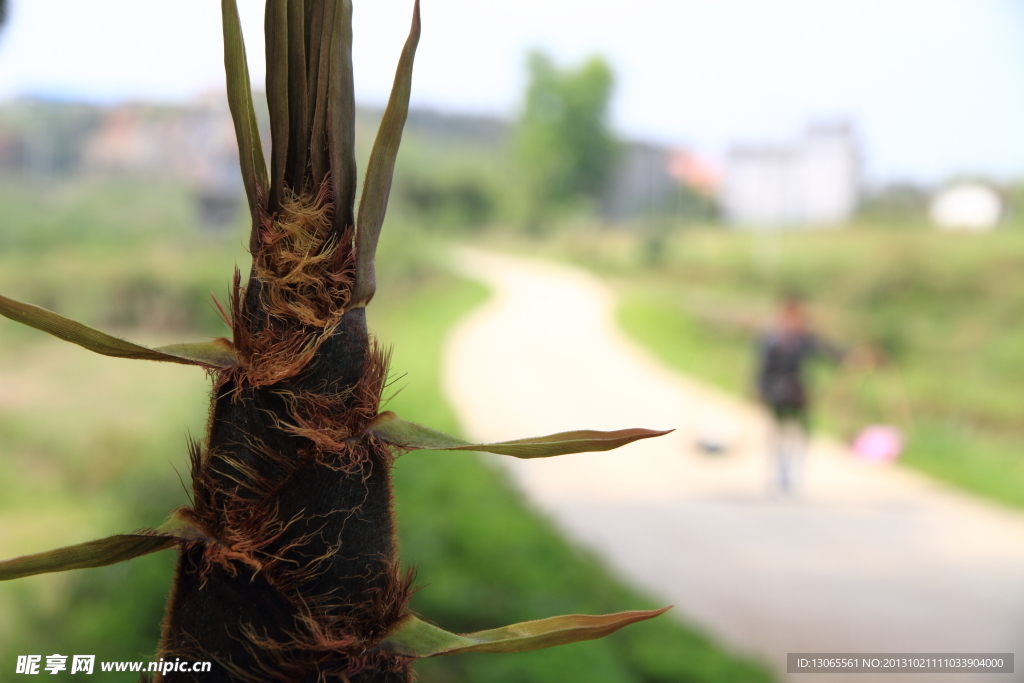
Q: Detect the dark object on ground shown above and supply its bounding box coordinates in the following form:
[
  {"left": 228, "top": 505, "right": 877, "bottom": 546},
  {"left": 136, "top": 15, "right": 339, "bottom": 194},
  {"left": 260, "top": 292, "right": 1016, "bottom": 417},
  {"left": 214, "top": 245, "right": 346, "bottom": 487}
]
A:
[{"left": 696, "top": 437, "right": 729, "bottom": 456}]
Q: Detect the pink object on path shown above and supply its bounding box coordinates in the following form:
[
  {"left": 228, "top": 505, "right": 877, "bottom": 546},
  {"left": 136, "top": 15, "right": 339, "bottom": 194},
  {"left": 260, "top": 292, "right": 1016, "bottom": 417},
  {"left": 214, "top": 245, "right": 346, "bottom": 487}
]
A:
[{"left": 852, "top": 425, "right": 904, "bottom": 462}]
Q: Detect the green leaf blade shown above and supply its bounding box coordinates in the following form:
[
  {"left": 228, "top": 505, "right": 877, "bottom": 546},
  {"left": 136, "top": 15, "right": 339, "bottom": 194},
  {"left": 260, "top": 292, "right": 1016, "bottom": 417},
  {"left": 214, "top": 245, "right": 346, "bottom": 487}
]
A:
[
  {"left": 0, "top": 294, "right": 237, "bottom": 368},
  {"left": 0, "top": 535, "right": 175, "bottom": 581},
  {"left": 366, "top": 411, "right": 672, "bottom": 458},
  {"left": 222, "top": 0, "right": 268, "bottom": 249},
  {"left": 0, "top": 508, "right": 209, "bottom": 581},
  {"left": 352, "top": 0, "right": 421, "bottom": 308},
  {"left": 379, "top": 609, "right": 672, "bottom": 658}
]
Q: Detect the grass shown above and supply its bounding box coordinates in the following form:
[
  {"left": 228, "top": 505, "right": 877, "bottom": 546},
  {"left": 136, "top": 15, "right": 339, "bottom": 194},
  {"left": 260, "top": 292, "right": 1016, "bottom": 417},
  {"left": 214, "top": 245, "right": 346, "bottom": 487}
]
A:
[
  {"left": 0, "top": 178, "right": 773, "bottom": 681},
  {"left": 498, "top": 224, "right": 1024, "bottom": 508}
]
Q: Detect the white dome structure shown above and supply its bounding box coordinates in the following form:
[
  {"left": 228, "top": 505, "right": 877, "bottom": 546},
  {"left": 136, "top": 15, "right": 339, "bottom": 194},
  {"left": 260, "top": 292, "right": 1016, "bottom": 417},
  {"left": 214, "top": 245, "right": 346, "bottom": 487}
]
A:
[{"left": 929, "top": 182, "right": 1002, "bottom": 231}]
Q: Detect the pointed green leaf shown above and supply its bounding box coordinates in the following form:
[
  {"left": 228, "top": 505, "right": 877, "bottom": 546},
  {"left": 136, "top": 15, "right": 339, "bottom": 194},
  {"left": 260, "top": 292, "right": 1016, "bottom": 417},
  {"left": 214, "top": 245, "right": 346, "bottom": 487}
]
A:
[
  {"left": 379, "top": 608, "right": 672, "bottom": 658},
  {"left": 0, "top": 293, "right": 237, "bottom": 368},
  {"left": 0, "top": 508, "right": 208, "bottom": 581},
  {"left": 222, "top": 0, "right": 268, "bottom": 249},
  {"left": 328, "top": 0, "right": 356, "bottom": 233},
  {"left": 264, "top": 0, "right": 290, "bottom": 212},
  {"left": 366, "top": 411, "right": 672, "bottom": 458},
  {"left": 351, "top": 0, "right": 420, "bottom": 308},
  {"left": 0, "top": 536, "right": 175, "bottom": 581}
]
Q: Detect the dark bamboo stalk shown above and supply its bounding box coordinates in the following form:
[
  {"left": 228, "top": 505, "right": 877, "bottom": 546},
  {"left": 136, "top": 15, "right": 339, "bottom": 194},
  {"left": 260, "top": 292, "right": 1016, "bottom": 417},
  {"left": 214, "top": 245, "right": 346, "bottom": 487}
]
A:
[{"left": 159, "top": 304, "right": 411, "bottom": 681}]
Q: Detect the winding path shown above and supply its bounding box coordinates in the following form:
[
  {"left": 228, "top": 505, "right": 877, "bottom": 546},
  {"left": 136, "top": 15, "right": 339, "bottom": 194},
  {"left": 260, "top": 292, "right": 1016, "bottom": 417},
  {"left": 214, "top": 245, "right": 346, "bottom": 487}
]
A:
[{"left": 442, "top": 248, "right": 1024, "bottom": 683}]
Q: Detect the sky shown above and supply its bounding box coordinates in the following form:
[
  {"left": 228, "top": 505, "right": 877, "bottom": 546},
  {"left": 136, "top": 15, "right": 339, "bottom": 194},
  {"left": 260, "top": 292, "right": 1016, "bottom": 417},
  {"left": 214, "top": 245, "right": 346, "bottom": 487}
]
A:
[{"left": 1, "top": 0, "right": 1023, "bottom": 185}]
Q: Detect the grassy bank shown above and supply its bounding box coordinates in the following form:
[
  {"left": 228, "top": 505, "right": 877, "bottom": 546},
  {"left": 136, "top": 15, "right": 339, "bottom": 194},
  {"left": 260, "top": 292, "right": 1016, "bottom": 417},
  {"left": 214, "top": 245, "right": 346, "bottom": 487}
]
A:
[
  {"left": 0, "top": 179, "right": 772, "bottom": 681},
  {"left": 501, "top": 226, "right": 1024, "bottom": 508}
]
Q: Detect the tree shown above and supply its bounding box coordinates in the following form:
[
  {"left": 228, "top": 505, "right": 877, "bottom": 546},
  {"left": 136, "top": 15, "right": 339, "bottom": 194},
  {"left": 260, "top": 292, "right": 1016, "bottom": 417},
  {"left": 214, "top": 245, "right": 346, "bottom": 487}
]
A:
[
  {"left": 0, "top": 2, "right": 668, "bottom": 681},
  {"left": 518, "top": 50, "right": 618, "bottom": 229}
]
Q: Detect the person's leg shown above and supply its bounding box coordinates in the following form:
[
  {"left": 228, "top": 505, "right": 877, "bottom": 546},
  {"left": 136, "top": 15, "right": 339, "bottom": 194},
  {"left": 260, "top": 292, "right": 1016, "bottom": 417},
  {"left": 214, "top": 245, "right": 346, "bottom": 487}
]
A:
[
  {"left": 790, "top": 416, "right": 809, "bottom": 493},
  {"left": 778, "top": 418, "right": 795, "bottom": 493},
  {"left": 785, "top": 410, "right": 810, "bottom": 494},
  {"left": 774, "top": 409, "right": 808, "bottom": 495},
  {"left": 768, "top": 408, "right": 788, "bottom": 494}
]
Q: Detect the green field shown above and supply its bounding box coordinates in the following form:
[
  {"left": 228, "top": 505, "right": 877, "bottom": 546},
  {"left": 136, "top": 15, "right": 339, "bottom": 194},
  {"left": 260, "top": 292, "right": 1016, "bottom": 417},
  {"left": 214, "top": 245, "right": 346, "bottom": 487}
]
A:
[
  {"left": 0, "top": 179, "right": 773, "bottom": 682},
  {"left": 502, "top": 225, "right": 1024, "bottom": 507}
]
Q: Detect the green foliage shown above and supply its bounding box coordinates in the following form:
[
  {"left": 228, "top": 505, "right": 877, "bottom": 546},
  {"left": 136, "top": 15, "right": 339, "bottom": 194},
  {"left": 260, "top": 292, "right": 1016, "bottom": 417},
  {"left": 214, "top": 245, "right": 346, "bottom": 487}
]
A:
[
  {"left": 0, "top": 179, "right": 219, "bottom": 253},
  {"left": 372, "top": 110, "right": 519, "bottom": 232},
  {"left": 517, "top": 51, "right": 618, "bottom": 228},
  {"left": 619, "top": 294, "right": 752, "bottom": 396},
  {"left": 857, "top": 183, "right": 931, "bottom": 226},
  {"left": 401, "top": 173, "right": 498, "bottom": 230}
]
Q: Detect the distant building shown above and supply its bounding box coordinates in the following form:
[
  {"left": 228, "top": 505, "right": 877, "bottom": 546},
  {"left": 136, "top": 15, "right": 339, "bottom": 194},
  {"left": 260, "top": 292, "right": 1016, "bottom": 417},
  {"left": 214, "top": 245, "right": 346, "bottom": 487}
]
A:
[
  {"left": 602, "top": 143, "right": 676, "bottom": 221},
  {"left": 82, "top": 96, "right": 239, "bottom": 181},
  {"left": 667, "top": 150, "right": 721, "bottom": 199},
  {"left": 930, "top": 182, "right": 1001, "bottom": 231},
  {"left": 602, "top": 144, "right": 720, "bottom": 223},
  {"left": 720, "top": 123, "right": 859, "bottom": 228},
  {"left": 0, "top": 99, "right": 104, "bottom": 179},
  {"left": 81, "top": 95, "right": 244, "bottom": 229}
]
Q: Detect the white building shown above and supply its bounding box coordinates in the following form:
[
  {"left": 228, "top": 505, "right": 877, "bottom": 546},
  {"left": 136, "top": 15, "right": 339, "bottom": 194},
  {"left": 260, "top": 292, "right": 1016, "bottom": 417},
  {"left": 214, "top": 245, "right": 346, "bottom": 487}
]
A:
[
  {"left": 720, "top": 124, "right": 859, "bottom": 228},
  {"left": 930, "top": 182, "right": 1002, "bottom": 231}
]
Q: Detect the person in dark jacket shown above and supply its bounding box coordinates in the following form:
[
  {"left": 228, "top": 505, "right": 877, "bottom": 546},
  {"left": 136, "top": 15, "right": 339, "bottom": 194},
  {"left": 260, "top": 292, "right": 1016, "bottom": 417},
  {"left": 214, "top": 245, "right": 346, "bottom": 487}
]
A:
[{"left": 756, "top": 295, "right": 843, "bottom": 494}]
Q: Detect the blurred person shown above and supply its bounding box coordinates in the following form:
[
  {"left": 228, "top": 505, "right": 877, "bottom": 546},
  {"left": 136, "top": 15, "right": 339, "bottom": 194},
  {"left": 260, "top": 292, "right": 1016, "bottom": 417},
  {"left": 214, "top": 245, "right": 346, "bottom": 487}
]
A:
[{"left": 755, "top": 294, "right": 845, "bottom": 494}]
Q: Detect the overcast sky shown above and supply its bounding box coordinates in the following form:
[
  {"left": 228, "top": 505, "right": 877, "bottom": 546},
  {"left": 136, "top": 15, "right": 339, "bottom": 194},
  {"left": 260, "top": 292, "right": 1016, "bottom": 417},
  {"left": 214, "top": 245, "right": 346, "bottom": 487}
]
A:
[{"left": 1, "top": 0, "right": 1022, "bottom": 184}]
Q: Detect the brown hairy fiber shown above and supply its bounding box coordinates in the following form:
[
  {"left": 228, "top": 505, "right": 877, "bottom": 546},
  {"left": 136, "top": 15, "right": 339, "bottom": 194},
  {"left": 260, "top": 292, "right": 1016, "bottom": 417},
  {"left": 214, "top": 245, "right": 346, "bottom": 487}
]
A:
[
  {"left": 225, "top": 178, "right": 357, "bottom": 392},
  {"left": 255, "top": 181, "right": 348, "bottom": 328}
]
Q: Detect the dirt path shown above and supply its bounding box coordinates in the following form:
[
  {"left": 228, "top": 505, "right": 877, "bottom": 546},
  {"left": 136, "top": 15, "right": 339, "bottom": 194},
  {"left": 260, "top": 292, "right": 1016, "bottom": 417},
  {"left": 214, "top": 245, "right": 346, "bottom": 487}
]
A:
[{"left": 442, "top": 248, "right": 1024, "bottom": 683}]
